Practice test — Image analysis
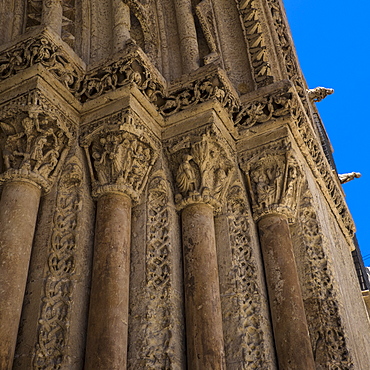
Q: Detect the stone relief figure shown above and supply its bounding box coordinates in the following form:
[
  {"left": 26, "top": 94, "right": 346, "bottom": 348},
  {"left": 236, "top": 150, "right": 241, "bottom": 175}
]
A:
[
  {"left": 82, "top": 122, "right": 157, "bottom": 200},
  {"left": 176, "top": 154, "right": 197, "bottom": 194},
  {"left": 171, "top": 133, "right": 234, "bottom": 210},
  {"left": 0, "top": 106, "right": 70, "bottom": 188},
  {"left": 246, "top": 153, "right": 302, "bottom": 220}
]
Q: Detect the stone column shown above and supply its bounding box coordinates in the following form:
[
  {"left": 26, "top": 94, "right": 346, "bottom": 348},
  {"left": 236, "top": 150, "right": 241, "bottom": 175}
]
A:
[
  {"left": 85, "top": 192, "right": 132, "bottom": 369},
  {"left": 258, "top": 214, "right": 315, "bottom": 370},
  {"left": 0, "top": 104, "right": 71, "bottom": 369},
  {"left": 181, "top": 203, "right": 225, "bottom": 370},
  {"left": 168, "top": 132, "right": 234, "bottom": 369},
  {"left": 0, "top": 181, "right": 41, "bottom": 370},
  {"left": 241, "top": 147, "right": 315, "bottom": 370},
  {"left": 173, "top": 0, "right": 200, "bottom": 73},
  {"left": 81, "top": 117, "right": 157, "bottom": 369},
  {"left": 112, "top": 0, "right": 131, "bottom": 53},
  {"left": 42, "top": 0, "right": 63, "bottom": 35}
]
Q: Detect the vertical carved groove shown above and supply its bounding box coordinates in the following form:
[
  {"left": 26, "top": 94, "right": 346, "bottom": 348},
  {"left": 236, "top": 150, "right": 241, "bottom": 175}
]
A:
[
  {"left": 33, "top": 156, "right": 82, "bottom": 369},
  {"left": 296, "top": 187, "right": 354, "bottom": 369}
]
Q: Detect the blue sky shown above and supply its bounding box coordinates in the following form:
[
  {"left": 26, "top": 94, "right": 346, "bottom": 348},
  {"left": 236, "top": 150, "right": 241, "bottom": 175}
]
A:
[{"left": 283, "top": 1, "right": 370, "bottom": 263}]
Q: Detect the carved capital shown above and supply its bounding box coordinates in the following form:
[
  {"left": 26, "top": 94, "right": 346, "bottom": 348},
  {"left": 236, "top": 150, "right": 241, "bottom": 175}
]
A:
[
  {"left": 240, "top": 141, "right": 303, "bottom": 222},
  {"left": 81, "top": 111, "right": 157, "bottom": 202},
  {"left": 167, "top": 129, "right": 234, "bottom": 213},
  {"left": 0, "top": 99, "right": 72, "bottom": 192}
]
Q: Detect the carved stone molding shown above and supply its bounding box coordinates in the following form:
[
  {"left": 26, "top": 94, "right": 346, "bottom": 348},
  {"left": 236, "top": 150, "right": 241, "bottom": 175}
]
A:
[
  {"left": 80, "top": 110, "right": 158, "bottom": 202},
  {"left": 33, "top": 155, "right": 83, "bottom": 369},
  {"left": 0, "top": 31, "right": 84, "bottom": 90},
  {"left": 0, "top": 91, "right": 73, "bottom": 192},
  {"left": 234, "top": 83, "right": 292, "bottom": 130},
  {"left": 166, "top": 127, "right": 235, "bottom": 213},
  {"left": 240, "top": 140, "right": 303, "bottom": 222},
  {"left": 222, "top": 181, "right": 274, "bottom": 368},
  {"left": 295, "top": 187, "right": 354, "bottom": 369},
  {"left": 236, "top": 0, "right": 274, "bottom": 87}
]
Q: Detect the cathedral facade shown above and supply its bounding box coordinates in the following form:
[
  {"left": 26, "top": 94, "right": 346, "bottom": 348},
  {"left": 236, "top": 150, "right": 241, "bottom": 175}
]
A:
[{"left": 0, "top": 0, "right": 369, "bottom": 369}]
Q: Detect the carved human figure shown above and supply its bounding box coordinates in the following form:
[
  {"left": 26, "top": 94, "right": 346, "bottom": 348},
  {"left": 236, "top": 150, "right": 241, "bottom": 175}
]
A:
[
  {"left": 284, "top": 165, "right": 299, "bottom": 209},
  {"left": 176, "top": 154, "right": 197, "bottom": 194},
  {"left": 251, "top": 166, "right": 275, "bottom": 209}
]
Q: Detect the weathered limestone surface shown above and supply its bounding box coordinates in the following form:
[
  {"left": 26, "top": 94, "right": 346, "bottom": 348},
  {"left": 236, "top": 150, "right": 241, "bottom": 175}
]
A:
[
  {"left": 258, "top": 214, "right": 315, "bottom": 370},
  {"left": 85, "top": 192, "right": 131, "bottom": 369},
  {"left": 0, "top": 181, "right": 40, "bottom": 370},
  {"left": 181, "top": 203, "right": 226, "bottom": 370},
  {"left": 0, "top": 1, "right": 369, "bottom": 369}
]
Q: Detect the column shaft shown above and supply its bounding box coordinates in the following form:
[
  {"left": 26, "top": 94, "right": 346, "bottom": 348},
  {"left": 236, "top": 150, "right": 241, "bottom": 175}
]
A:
[
  {"left": 42, "top": 0, "right": 63, "bottom": 35},
  {"left": 0, "top": 181, "right": 41, "bottom": 370},
  {"left": 258, "top": 214, "right": 315, "bottom": 370},
  {"left": 181, "top": 203, "right": 225, "bottom": 370},
  {"left": 112, "top": 0, "right": 131, "bottom": 53},
  {"left": 85, "top": 193, "right": 132, "bottom": 370},
  {"left": 174, "top": 0, "right": 200, "bottom": 73}
]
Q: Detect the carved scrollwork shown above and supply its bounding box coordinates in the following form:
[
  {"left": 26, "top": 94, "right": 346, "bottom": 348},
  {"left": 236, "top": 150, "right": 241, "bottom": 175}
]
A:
[
  {"left": 234, "top": 87, "right": 292, "bottom": 130},
  {"left": 222, "top": 182, "right": 273, "bottom": 368},
  {"left": 81, "top": 111, "right": 158, "bottom": 201},
  {"left": 236, "top": 0, "right": 274, "bottom": 87},
  {"left": 142, "top": 172, "right": 172, "bottom": 367},
  {"left": 241, "top": 142, "right": 303, "bottom": 222},
  {"left": 0, "top": 99, "right": 72, "bottom": 192},
  {"left": 296, "top": 187, "right": 354, "bottom": 369},
  {"left": 33, "top": 155, "right": 83, "bottom": 369},
  {"left": 167, "top": 129, "right": 234, "bottom": 213},
  {"left": 0, "top": 33, "right": 83, "bottom": 90}
]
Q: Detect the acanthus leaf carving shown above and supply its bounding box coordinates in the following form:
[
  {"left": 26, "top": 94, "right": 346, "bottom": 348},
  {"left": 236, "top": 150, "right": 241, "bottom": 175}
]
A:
[
  {"left": 167, "top": 129, "right": 234, "bottom": 213},
  {"left": 81, "top": 110, "right": 158, "bottom": 201}
]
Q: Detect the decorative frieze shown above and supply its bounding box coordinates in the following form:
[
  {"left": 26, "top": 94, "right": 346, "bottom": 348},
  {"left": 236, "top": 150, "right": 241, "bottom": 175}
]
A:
[
  {"left": 296, "top": 187, "right": 354, "bottom": 369},
  {"left": 0, "top": 92, "right": 73, "bottom": 192},
  {"left": 240, "top": 140, "right": 303, "bottom": 222},
  {"left": 142, "top": 172, "right": 173, "bottom": 368},
  {"left": 222, "top": 182, "right": 273, "bottom": 368},
  {"left": 167, "top": 128, "right": 234, "bottom": 213},
  {"left": 237, "top": 0, "right": 274, "bottom": 87},
  {"left": 234, "top": 84, "right": 292, "bottom": 130},
  {"left": 80, "top": 109, "right": 158, "bottom": 201},
  {"left": 33, "top": 155, "right": 82, "bottom": 369}
]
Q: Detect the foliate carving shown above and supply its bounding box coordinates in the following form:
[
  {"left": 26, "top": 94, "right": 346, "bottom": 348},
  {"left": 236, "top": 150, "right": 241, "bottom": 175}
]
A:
[
  {"left": 241, "top": 142, "right": 303, "bottom": 221},
  {"left": 142, "top": 173, "right": 172, "bottom": 367},
  {"left": 75, "top": 45, "right": 165, "bottom": 103},
  {"left": 266, "top": 0, "right": 310, "bottom": 110},
  {"left": 234, "top": 86, "right": 292, "bottom": 130},
  {"left": 296, "top": 188, "right": 354, "bottom": 369},
  {"left": 289, "top": 94, "right": 355, "bottom": 239},
  {"left": 168, "top": 130, "right": 234, "bottom": 212},
  {"left": 81, "top": 110, "right": 158, "bottom": 201},
  {"left": 33, "top": 155, "right": 83, "bottom": 369},
  {"left": 159, "top": 69, "right": 239, "bottom": 116},
  {"left": 237, "top": 0, "right": 274, "bottom": 87},
  {"left": 307, "top": 87, "right": 334, "bottom": 103},
  {"left": 0, "top": 98, "right": 72, "bottom": 192},
  {"left": 0, "top": 33, "right": 83, "bottom": 89},
  {"left": 222, "top": 183, "right": 272, "bottom": 368}
]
